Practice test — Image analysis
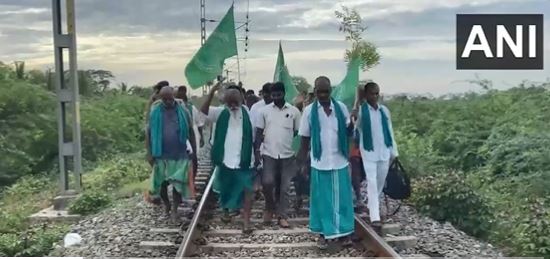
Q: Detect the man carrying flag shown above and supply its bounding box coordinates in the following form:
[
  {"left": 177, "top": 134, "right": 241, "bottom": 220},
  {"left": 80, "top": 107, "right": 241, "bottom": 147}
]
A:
[
  {"left": 201, "top": 82, "right": 256, "bottom": 234},
  {"left": 298, "top": 76, "right": 355, "bottom": 249}
]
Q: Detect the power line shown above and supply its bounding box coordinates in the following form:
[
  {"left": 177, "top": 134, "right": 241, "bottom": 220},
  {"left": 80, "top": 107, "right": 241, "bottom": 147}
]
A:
[
  {"left": 200, "top": 0, "right": 206, "bottom": 94},
  {"left": 242, "top": 0, "right": 250, "bottom": 82}
]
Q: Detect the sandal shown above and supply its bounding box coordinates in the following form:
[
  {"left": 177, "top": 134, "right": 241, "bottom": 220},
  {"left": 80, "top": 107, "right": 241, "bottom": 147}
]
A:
[
  {"left": 317, "top": 236, "right": 328, "bottom": 250},
  {"left": 371, "top": 221, "right": 383, "bottom": 235},
  {"left": 340, "top": 236, "right": 353, "bottom": 247},
  {"left": 242, "top": 222, "right": 253, "bottom": 234},
  {"left": 221, "top": 211, "right": 232, "bottom": 223}
]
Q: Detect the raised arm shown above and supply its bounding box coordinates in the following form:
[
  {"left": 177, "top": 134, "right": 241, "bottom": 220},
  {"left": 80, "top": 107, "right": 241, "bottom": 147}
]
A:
[{"left": 200, "top": 82, "right": 222, "bottom": 115}]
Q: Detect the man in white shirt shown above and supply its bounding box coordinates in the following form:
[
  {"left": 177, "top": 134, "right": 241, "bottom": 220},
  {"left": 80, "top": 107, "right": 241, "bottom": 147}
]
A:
[
  {"left": 254, "top": 82, "right": 301, "bottom": 228},
  {"left": 353, "top": 82, "right": 398, "bottom": 233},
  {"left": 297, "top": 76, "right": 355, "bottom": 249},
  {"left": 201, "top": 83, "right": 256, "bottom": 234},
  {"left": 250, "top": 83, "right": 273, "bottom": 128},
  {"left": 249, "top": 83, "right": 273, "bottom": 195}
]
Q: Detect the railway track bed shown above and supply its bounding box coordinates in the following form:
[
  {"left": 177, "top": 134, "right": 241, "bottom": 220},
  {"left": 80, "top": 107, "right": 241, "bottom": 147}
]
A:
[
  {"left": 173, "top": 155, "right": 405, "bottom": 258},
  {"left": 51, "top": 147, "right": 504, "bottom": 258}
]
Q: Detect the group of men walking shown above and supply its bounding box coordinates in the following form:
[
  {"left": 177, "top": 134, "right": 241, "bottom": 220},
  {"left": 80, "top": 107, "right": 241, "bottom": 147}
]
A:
[{"left": 143, "top": 76, "right": 398, "bottom": 249}]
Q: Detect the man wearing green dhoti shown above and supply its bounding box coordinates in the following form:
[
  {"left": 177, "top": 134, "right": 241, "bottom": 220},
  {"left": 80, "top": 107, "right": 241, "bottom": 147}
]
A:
[
  {"left": 145, "top": 86, "right": 196, "bottom": 222},
  {"left": 298, "top": 76, "right": 355, "bottom": 249},
  {"left": 201, "top": 83, "right": 255, "bottom": 234}
]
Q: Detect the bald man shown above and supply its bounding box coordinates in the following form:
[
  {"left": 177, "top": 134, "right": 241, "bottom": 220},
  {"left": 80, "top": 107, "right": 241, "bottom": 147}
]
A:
[
  {"left": 145, "top": 86, "right": 197, "bottom": 222},
  {"left": 201, "top": 83, "right": 256, "bottom": 234},
  {"left": 298, "top": 76, "right": 355, "bottom": 248}
]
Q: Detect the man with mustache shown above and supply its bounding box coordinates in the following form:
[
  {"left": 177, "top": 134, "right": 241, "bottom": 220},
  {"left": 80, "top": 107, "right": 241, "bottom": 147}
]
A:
[
  {"left": 201, "top": 83, "right": 256, "bottom": 234},
  {"left": 254, "top": 82, "right": 301, "bottom": 228}
]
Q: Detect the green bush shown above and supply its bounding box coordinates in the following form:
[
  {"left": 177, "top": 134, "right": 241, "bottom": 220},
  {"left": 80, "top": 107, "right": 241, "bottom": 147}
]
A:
[
  {"left": 0, "top": 225, "right": 68, "bottom": 257},
  {"left": 489, "top": 195, "right": 550, "bottom": 257},
  {"left": 393, "top": 129, "right": 444, "bottom": 178},
  {"left": 69, "top": 153, "right": 149, "bottom": 215},
  {"left": 410, "top": 172, "right": 493, "bottom": 238},
  {"left": 83, "top": 153, "right": 150, "bottom": 192},
  {"left": 0, "top": 211, "right": 26, "bottom": 235},
  {"left": 0, "top": 78, "right": 57, "bottom": 186},
  {"left": 0, "top": 233, "right": 22, "bottom": 257},
  {"left": 0, "top": 74, "right": 147, "bottom": 188},
  {"left": 507, "top": 198, "right": 550, "bottom": 257},
  {"left": 482, "top": 130, "right": 550, "bottom": 177},
  {"left": 68, "top": 191, "right": 111, "bottom": 215},
  {"left": 80, "top": 94, "right": 146, "bottom": 161},
  {"left": 0, "top": 175, "right": 56, "bottom": 234}
]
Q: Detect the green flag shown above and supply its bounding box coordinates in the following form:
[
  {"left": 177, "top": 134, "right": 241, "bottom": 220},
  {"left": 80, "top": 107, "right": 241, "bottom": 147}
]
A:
[
  {"left": 273, "top": 42, "right": 299, "bottom": 103},
  {"left": 332, "top": 56, "right": 361, "bottom": 109},
  {"left": 185, "top": 5, "right": 237, "bottom": 89}
]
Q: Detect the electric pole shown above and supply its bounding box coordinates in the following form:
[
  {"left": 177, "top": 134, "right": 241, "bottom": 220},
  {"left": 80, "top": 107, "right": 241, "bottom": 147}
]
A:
[
  {"left": 200, "top": 0, "right": 207, "bottom": 95},
  {"left": 51, "top": 0, "right": 82, "bottom": 195}
]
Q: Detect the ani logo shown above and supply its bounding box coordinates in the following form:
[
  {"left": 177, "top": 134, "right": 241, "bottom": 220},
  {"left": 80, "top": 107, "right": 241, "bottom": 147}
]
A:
[{"left": 456, "top": 14, "right": 543, "bottom": 70}]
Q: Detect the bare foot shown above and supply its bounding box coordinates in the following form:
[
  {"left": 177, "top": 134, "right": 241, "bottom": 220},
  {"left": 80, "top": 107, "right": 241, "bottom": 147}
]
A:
[
  {"left": 278, "top": 218, "right": 290, "bottom": 228},
  {"left": 242, "top": 221, "right": 253, "bottom": 234},
  {"left": 221, "top": 211, "right": 231, "bottom": 223},
  {"left": 263, "top": 211, "right": 273, "bottom": 225},
  {"left": 170, "top": 210, "right": 178, "bottom": 224}
]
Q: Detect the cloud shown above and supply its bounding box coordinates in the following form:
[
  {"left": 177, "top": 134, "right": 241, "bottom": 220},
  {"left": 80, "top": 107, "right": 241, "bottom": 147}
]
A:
[
  {"left": 282, "top": 0, "right": 544, "bottom": 29},
  {"left": 379, "top": 40, "right": 455, "bottom": 61},
  {"left": 0, "top": 7, "right": 48, "bottom": 15},
  {"left": 0, "top": 0, "right": 548, "bottom": 95}
]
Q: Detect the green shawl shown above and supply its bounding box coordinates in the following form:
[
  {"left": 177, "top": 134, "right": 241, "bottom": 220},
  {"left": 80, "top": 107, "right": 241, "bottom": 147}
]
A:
[
  {"left": 361, "top": 103, "right": 393, "bottom": 151},
  {"left": 310, "top": 98, "right": 348, "bottom": 161},
  {"left": 211, "top": 106, "right": 253, "bottom": 169},
  {"left": 149, "top": 101, "right": 189, "bottom": 158}
]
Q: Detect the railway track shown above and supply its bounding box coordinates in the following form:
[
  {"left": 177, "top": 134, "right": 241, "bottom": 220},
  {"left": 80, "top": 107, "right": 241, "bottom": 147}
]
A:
[{"left": 174, "top": 154, "right": 403, "bottom": 258}]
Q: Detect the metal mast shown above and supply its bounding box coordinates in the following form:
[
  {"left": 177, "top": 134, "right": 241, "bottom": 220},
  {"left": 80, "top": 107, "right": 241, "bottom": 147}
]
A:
[
  {"left": 51, "top": 0, "right": 82, "bottom": 194},
  {"left": 200, "top": 0, "right": 207, "bottom": 94}
]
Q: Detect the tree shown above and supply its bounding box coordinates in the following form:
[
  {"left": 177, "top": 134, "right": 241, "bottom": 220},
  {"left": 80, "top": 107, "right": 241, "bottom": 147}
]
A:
[
  {"left": 129, "top": 86, "right": 153, "bottom": 99},
  {"left": 119, "top": 82, "right": 128, "bottom": 93},
  {"left": 14, "top": 61, "right": 25, "bottom": 80},
  {"left": 45, "top": 68, "right": 54, "bottom": 91},
  {"left": 27, "top": 69, "right": 47, "bottom": 86},
  {"left": 335, "top": 6, "right": 381, "bottom": 71},
  {"left": 292, "top": 76, "right": 311, "bottom": 94},
  {"left": 77, "top": 70, "right": 95, "bottom": 95},
  {"left": 88, "top": 69, "right": 114, "bottom": 92}
]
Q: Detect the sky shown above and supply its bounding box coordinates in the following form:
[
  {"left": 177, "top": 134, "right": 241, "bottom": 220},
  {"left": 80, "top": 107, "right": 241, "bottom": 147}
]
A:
[{"left": 0, "top": 0, "right": 549, "bottom": 96}]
